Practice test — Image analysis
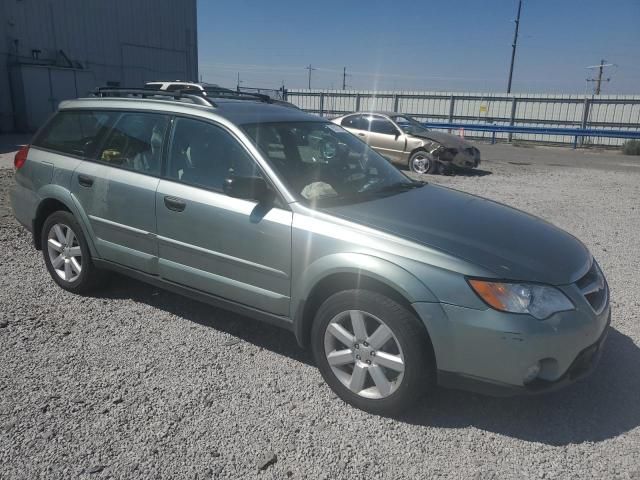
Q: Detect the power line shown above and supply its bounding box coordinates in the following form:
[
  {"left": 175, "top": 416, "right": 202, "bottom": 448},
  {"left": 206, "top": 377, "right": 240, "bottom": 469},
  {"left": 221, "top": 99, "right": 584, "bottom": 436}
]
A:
[
  {"left": 506, "top": 0, "right": 522, "bottom": 94},
  {"left": 305, "top": 64, "right": 316, "bottom": 89}
]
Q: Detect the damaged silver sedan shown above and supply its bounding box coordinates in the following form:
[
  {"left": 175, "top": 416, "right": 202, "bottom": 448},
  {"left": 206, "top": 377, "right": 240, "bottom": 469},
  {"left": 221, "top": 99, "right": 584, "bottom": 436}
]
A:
[{"left": 332, "top": 112, "right": 481, "bottom": 174}]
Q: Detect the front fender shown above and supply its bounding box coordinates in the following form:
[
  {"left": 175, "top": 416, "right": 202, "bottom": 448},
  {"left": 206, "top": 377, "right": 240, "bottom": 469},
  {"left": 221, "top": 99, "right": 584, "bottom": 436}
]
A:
[{"left": 291, "top": 252, "right": 438, "bottom": 344}]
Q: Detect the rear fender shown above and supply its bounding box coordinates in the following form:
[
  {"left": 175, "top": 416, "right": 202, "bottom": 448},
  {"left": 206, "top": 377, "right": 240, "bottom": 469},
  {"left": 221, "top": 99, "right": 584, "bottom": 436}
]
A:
[{"left": 35, "top": 184, "right": 99, "bottom": 257}]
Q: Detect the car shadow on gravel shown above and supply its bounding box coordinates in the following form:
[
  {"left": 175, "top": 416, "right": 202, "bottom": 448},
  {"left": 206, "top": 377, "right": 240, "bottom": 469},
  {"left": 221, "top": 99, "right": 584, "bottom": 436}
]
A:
[
  {"left": 444, "top": 167, "right": 493, "bottom": 177},
  {"left": 400, "top": 327, "right": 640, "bottom": 446},
  {"left": 89, "top": 275, "right": 639, "bottom": 446},
  {"left": 93, "top": 275, "right": 314, "bottom": 365}
]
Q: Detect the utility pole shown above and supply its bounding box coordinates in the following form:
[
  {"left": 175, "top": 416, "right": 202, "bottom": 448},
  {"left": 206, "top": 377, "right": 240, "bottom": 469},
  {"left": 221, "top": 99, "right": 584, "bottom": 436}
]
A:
[
  {"left": 305, "top": 64, "right": 316, "bottom": 89},
  {"left": 586, "top": 59, "right": 614, "bottom": 95},
  {"left": 506, "top": 0, "right": 522, "bottom": 94},
  {"left": 342, "top": 67, "right": 347, "bottom": 90}
]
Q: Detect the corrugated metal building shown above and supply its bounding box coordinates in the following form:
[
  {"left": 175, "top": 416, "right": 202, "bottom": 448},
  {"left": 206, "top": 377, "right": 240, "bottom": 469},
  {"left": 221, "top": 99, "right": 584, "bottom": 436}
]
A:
[{"left": 0, "top": 0, "right": 198, "bottom": 132}]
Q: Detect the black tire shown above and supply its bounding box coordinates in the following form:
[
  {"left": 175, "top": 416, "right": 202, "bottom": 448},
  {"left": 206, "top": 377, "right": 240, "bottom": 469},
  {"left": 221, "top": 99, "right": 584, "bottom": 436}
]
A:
[
  {"left": 41, "top": 211, "right": 104, "bottom": 294},
  {"left": 408, "top": 150, "right": 439, "bottom": 175},
  {"left": 311, "top": 289, "right": 435, "bottom": 416}
]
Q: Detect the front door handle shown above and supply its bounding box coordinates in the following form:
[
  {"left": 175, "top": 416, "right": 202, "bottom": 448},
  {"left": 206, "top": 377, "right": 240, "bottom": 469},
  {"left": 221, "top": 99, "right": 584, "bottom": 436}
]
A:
[
  {"left": 164, "top": 196, "right": 186, "bottom": 212},
  {"left": 357, "top": 132, "right": 366, "bottom": 137},
  {"left": 78, "top": 174, "right": 94, "bottom": 187}
]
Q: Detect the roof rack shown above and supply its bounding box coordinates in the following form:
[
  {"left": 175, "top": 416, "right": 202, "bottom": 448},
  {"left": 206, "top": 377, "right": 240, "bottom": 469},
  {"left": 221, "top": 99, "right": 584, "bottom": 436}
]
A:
[
  {"left": 201, "top": 86, "right": 274, "bottom": 103},
  {"left": 91, "top": 87, "right": 216, "bottom": 107}
]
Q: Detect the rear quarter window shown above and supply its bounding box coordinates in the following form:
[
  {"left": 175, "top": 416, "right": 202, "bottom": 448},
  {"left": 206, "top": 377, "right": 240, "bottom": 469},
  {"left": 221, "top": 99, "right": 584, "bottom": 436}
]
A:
[{"left": 33, "top": 110, "right": 112, "bottom": 158}]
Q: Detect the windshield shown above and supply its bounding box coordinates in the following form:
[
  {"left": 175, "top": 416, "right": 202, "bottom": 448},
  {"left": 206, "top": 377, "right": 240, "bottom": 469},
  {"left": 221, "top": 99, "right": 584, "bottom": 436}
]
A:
[
  {"left": 243, "top": 121, "right": 418, "bottom": 206},
  {"left": 390, "top": 115, "right": 430, "bottom": 135}
]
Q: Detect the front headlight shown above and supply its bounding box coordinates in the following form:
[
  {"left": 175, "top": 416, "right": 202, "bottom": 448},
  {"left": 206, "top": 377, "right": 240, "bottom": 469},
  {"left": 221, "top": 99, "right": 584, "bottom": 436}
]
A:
[{"left": 468, "top": 279, "right": 574, "bottom": 320}]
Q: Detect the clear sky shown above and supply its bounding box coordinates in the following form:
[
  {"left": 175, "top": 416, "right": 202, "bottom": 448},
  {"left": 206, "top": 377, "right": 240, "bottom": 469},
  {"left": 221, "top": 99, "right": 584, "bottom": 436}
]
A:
[{"left": 197, "top": 0, "right": 640, "bottom": 94}]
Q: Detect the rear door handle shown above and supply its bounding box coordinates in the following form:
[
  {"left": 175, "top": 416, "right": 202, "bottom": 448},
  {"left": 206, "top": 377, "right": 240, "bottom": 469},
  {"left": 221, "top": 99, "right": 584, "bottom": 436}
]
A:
[
  {"left": 164, "top": 196, "right": 186, "bottom": 212},
  {"left": 78, "top": 174, "right": 94, "bottom": 187},
  {"left": 357, "top": 133, "right": 366, "bottom": 137}
]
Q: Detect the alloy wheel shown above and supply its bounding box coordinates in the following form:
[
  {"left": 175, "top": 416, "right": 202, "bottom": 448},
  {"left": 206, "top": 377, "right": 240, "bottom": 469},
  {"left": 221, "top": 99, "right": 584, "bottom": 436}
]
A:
[
  {"left": 323, "top": 310, "right": 405, "bottom": 399},
  {"left": 47, "top": 223, "right": 82, "bottom": 282},
  {"left": 411, "top": 153, "right": 431, "bottom": 174}
]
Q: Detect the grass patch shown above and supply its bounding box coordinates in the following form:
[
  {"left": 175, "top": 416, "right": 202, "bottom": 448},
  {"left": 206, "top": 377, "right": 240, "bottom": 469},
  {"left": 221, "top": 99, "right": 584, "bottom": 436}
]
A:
[{"left": 622, "top": 140, "right": 640, "bottom": 155}]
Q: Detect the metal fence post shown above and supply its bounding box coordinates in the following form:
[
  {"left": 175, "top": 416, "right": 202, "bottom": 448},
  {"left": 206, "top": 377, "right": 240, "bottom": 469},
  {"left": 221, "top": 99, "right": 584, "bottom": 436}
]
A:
[
  {"left": 448, "top": 95, "right": 455, "bottom": 123},
  {"left": 393, "top": 94, "right": 399, "bottom": 112},
  {"left": 448, "top": 95, "right": 455, "bottom": 133},
  {"left": 508, "top": 97, "right": 517, "bottom": 143},
  {"left": 319, "top": 92, "right": 325, "bottom": 117},
  {"left": 355, "top": 93, "right": 361, "bottom": 112},
  {"left": 580, "top": 97, "right": 591, "bottom": 148}
]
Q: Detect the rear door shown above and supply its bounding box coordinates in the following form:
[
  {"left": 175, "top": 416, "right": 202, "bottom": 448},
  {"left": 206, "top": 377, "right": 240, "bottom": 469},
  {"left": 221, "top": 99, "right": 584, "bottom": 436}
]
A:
[
  {"left": 155, "top": 116, "right": 292, "bottom": 316},
  {"left": 340, "top": 115, "right": 370, "bottom": 142},
  {"left": 71, "top": 111, "right": 170, "bottom": 274}
]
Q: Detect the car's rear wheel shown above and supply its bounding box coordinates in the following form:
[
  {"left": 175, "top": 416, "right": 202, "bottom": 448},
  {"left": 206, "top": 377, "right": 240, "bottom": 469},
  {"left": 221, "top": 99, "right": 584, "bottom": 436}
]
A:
[
  {"left": 311, "top": 289, "right": 435, "bottom": 416},
  {"left": 408, "top": 150, "right": 438, "bottom": 175},
  {"left": 41, "top": 211, "right": 103, "bottom": 293}
]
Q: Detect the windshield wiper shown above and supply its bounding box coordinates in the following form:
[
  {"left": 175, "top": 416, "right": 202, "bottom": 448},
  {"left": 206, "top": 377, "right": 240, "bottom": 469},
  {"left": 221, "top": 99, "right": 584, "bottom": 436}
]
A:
[
  {"left": 371, "top": 181, "right": 425, "bottom": 195},
  {"left": 313, "top": 181, "right": 425, "bottom": 207}
]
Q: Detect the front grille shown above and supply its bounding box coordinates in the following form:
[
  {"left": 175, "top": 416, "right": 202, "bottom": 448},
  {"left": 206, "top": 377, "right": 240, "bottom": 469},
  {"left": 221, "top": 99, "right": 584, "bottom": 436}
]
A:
[{"left": 576, "top": 261, "right": 608, "bottom": 313}]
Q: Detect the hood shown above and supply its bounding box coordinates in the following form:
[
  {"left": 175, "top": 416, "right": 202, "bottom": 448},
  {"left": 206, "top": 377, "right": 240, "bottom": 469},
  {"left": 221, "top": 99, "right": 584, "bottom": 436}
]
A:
[
  {"left": 322, "top": 185, "right": 590, "bottom": 285},
  {"left": 411, "top": 130, "right": 473, "bottom": 149}
]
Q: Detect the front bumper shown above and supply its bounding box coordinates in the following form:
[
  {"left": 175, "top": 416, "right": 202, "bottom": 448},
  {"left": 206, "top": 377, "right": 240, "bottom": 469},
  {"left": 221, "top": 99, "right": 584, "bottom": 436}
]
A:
[
  {"left": 438, "top": 148, "right": 480, "bottom": 168},
  {"left": 412, "top": 297, "right": 610, "bottom": 396},
  {"left": 437, "top": 312, "right": 610, "bottom": 396}
]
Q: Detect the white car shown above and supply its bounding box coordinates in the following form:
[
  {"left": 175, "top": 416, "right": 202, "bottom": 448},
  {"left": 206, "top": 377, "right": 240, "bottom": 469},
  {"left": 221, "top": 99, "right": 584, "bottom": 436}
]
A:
[{"left": 144, "top": 81, "right": 221, "bottom": 94}]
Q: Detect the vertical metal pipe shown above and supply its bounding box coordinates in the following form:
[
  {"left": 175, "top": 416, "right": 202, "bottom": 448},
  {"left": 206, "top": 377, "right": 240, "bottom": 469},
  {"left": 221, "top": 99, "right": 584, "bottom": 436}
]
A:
[
  {"left": 580, "top": 97, "right": 591, "bottom": 147},
  {"left": 448, "top": 95, "right": 455, "bottom": 123},
  {"left": 447, "top": 95, "right": 456, "bottom": 134},
  {"left": 508, "top": 97, "right": 517, "bottom": 142}
]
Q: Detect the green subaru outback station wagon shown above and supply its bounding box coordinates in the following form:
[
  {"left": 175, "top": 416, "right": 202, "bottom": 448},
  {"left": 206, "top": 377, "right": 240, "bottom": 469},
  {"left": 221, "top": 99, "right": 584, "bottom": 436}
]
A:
[{"left": 11, "top": 88, "right": 610, "bottom": 415}]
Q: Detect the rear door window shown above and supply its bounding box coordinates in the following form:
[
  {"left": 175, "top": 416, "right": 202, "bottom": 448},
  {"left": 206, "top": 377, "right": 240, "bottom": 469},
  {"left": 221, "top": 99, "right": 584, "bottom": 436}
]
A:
[
  {"left": 33, "top": 110, "right": 112, "bottom": 158},
  {"left": 95, "top": 112, "right": 170, "bottom": 176},
  {"left": 341, "top": 115, "right": 364, "bottom": 130}
]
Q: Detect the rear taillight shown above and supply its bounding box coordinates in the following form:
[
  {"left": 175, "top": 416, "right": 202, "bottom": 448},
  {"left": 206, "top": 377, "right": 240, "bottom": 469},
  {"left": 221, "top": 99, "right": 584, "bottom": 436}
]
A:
[{"left": 14, "top": 145, "right": 29, "bottom": 170}]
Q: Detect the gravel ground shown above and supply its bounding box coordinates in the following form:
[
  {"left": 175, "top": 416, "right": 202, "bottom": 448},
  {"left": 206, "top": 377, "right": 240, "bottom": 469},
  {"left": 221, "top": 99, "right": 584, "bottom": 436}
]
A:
[{"left": 1, "top": 147, "right": 639, "bottom": 479}]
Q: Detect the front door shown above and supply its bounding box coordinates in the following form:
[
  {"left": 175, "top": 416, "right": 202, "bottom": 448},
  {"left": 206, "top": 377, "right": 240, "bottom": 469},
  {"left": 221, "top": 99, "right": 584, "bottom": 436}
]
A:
[
  {"left": 363, "top": 115, "right": 406, "bottom": 164},
  {"left": 155, "top": 117, "right": 292, "bottom": 316}
]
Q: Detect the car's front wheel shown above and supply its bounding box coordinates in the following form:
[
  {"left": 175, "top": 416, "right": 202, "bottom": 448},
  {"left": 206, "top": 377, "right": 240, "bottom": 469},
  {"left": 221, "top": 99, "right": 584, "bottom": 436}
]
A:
[
  {"left": 408, "top": 150, "right": 439, "bottom": 175},
  {"left": 311, "top": 289, "right": 435, "bottom": 416},
  {"left": 41, "top": 211, "right": 103, "bottom": 293}
]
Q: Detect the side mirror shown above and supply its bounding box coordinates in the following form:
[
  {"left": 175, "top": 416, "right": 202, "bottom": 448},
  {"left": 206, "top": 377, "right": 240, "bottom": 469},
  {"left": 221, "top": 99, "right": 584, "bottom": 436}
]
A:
[{"left": 223, "top": 175, "right": 269, "bottom": 201}]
